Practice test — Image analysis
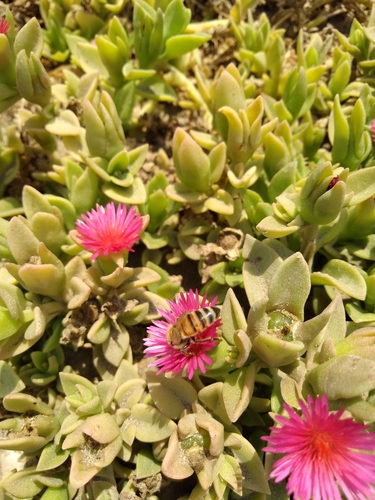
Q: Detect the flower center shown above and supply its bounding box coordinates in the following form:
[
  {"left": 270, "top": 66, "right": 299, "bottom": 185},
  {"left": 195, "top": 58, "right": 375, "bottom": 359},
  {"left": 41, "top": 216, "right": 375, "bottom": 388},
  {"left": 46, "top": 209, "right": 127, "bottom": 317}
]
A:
[
  {"left": 310, "top": 427, "right": 335, "bottom": 461},
  {"left": 102, "top": 226, "right": 128, "bottom": 252}
]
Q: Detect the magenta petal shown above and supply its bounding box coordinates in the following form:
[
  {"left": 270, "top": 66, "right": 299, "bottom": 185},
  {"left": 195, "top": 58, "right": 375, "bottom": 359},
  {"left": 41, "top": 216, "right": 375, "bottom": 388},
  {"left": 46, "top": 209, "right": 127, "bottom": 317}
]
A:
[
  {"left": 262, "top": 394, "right": 375, "bottom": 500},
  {"left": 75, "top": 203, "right": 143, "bottom": 259},
  {"left": 0, "top": 18, "right": 10, "bottom": 35},
  {"left": 143, "top": 289, "right": 221, "bottom": 379}
]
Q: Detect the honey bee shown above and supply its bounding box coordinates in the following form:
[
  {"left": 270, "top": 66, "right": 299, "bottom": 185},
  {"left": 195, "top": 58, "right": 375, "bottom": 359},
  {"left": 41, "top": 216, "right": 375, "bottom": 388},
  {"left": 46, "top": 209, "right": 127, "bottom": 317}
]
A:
[{"left": 167, "top": 306, "right": 221, "bottom": 354}]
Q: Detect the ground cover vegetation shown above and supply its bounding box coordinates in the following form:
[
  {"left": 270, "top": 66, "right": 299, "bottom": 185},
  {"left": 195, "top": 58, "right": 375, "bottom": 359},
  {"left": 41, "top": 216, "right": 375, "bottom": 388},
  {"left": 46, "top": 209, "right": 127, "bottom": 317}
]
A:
[{"left": 1, "top": 0, "right": 375, "bottom": 498}]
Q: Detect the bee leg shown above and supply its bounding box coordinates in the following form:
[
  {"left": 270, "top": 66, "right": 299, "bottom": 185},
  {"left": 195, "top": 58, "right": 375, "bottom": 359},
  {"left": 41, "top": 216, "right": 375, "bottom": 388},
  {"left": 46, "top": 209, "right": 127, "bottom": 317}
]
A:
[
  {"left": 179, "top": 337, "right": 222, "bottom": 356},
  {"left": 191, "top": 336, "right": 221, "bottom": 343},
  {"left": 180, "top": 341, "right": 194, "bottom": 356}
]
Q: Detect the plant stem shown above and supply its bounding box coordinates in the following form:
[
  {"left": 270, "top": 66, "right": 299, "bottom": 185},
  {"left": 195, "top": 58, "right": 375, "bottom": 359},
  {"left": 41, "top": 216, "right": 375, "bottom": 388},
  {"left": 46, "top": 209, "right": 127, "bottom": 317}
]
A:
[{"left": 301, "top": 224, "right": 319, "bottom": 270}]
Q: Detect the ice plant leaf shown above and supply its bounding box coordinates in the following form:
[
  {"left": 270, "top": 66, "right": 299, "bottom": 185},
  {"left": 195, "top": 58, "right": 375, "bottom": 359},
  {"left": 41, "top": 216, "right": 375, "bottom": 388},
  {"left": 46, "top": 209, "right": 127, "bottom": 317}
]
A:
[
  {"left": 161, "top": 430, "right": 194, "bottom": 480},
  {"left": 242, "top": 234, "right": 283, "bottom": 307},
  {"left": 131, "top": 403, "right": 176, "bottom": 442},
  {"left": 59, "top": 372, "right": 95, "bottom": 399},
  {"left": 307, "top": 354, "right": 375, "bottom": 399},
  {"left": 295, "top": 295, "right": 346, "bottom": 353},
  {"left": 212, "top": 63, "right": 247, "bottom": 140},
  {"left": 221, "top": 288, "right": 247, "bottom": 345},
  {"left": 173, "top": 128, "right": 211, "bottom": 192},
  {"left": 66, "top": 415, "right": 122, "bottom": 489},
  {"left": 101, "top": 177, "right": 147, "bottom": 204},
  {"left": 0, "top": 360, "right": 25, "bottom": 397},
  {"left": 69, "top": 167, "right": 98, "bottom": 217},
  {"left": 37, "top": 443, "right": 70, "bottom": 471},
  {"left": 7, "top": 216, "right": 39, "bottom": 265},
  {"left": 330, "top": 95, "right": 349, "bottom": 164},
  {"left": 230, "top": 433, "right": 270, "bottom": 494},
  {"left": 146, "top": 370, "right": 198, "bottom": 420},
  {"left": 251, "top": 329, "right": 305, "bottom": 367},
  {"left": 198, "top": 382, "right": 231, "bottom": 425},
  {"left": 222, "top": 364, "right": 256, "bottom": 422},
  {"left": 346, "top": 166, "right": 375, "bottom": 205},
  {"left": 162, "top": 33, "right": 211, "bottom": 60},
  {"left": 204, "top": 189, "right": 234, "bottom": 215},
  {"left": 311, "top": 259, "right": 367, "bottom": 300},
  {"left": 3, "top": 393, "right": 53, "bottom": 415},
  {"left": 45, "top": 110, "right": 81, "bottom": 136},
  {"left": 267, "top": 252, "right": 310, "bottom": 320},
  {"left": 136, "top": 448, "right": 161, "bottom": 480},
  {"left": 257, "top": 215, "right": 300, "bottom": 238},
  {"left": 18, "top": 263, "right": 64, "bottom": 297},
  {"left": 14, "top": 18, "right": 43, "bottom": 58},
  {"left": 263, "top": 394, "right": 375, "bottom": 500},
  {"left": 114, "top": 379, "right": 146, "bottom": 410},
  {"left": 0, "top": 467, "right": 45, "bottom": 498}
]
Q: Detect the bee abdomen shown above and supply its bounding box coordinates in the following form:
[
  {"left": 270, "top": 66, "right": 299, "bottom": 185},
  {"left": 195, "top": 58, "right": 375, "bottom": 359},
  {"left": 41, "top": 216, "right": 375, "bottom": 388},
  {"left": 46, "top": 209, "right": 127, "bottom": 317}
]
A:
[{"left": 180, "top": 306, "right": 220, "bottom": 337}]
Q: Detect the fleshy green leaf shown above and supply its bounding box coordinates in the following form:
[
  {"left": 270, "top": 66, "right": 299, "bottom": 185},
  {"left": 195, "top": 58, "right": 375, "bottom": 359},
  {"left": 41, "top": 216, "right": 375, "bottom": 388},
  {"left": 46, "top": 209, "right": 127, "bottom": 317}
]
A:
[
  {"left": 131, "top": 403, "right": 177, "bottom": 442},
  {"left": 311, "top": 259, "right": 367, "bottom": 300},
  {"left": 162, "top": 33, "right": 211, "bottom": 60}
]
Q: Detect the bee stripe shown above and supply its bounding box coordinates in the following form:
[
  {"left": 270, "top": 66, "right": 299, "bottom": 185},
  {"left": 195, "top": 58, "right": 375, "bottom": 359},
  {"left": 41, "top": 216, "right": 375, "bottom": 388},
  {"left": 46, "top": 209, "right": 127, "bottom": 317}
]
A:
[
  {"left": 195, "top": 309, "right": 205, "bottom": 324},
  {"left": 206, "top": 307, "right": 220, "bottom": 322},
  {"left": 202, "top": 307, "right": 214, "bottom": 322},
  {"left": 186, "top": 311, "right": 201, "bottom": 333}
]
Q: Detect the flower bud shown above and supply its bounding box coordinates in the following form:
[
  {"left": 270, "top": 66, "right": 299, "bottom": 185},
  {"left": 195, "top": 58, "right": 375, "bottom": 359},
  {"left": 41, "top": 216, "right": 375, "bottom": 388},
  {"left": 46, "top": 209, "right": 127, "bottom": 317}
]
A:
[{"left": 300, "top": 162, "right": 348, "bottom": 225}]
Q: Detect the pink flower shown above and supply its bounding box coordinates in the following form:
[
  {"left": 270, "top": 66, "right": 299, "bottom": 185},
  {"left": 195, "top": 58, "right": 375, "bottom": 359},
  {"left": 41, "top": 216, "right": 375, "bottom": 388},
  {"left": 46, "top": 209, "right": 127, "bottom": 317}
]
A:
[
  {"left": 0, "top": 18, "right": 10, "bottom": 36},
  {"left": 262, "top": 394, "right": 375, "bottom": 500},
  {"left": 143, "top": 289, "right": 221, "bottom": 379},
  {"left": 74, "top": 203, "right": 143, "bottom": 260},
  {"left": 327, "top": 175, "right": 339, "bottom": 191}
]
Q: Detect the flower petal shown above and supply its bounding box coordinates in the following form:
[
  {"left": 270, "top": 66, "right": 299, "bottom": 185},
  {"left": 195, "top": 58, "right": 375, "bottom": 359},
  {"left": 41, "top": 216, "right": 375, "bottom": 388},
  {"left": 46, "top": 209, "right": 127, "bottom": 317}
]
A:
[
  {"left": 143, "top": 289, "right": 221, "bottom": 379},
  {"left": 262, "top": 395, "right": 375, "bottom": 500},
  {"left": 74, "top": 203, "right": 143, "bottom": 260}
]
